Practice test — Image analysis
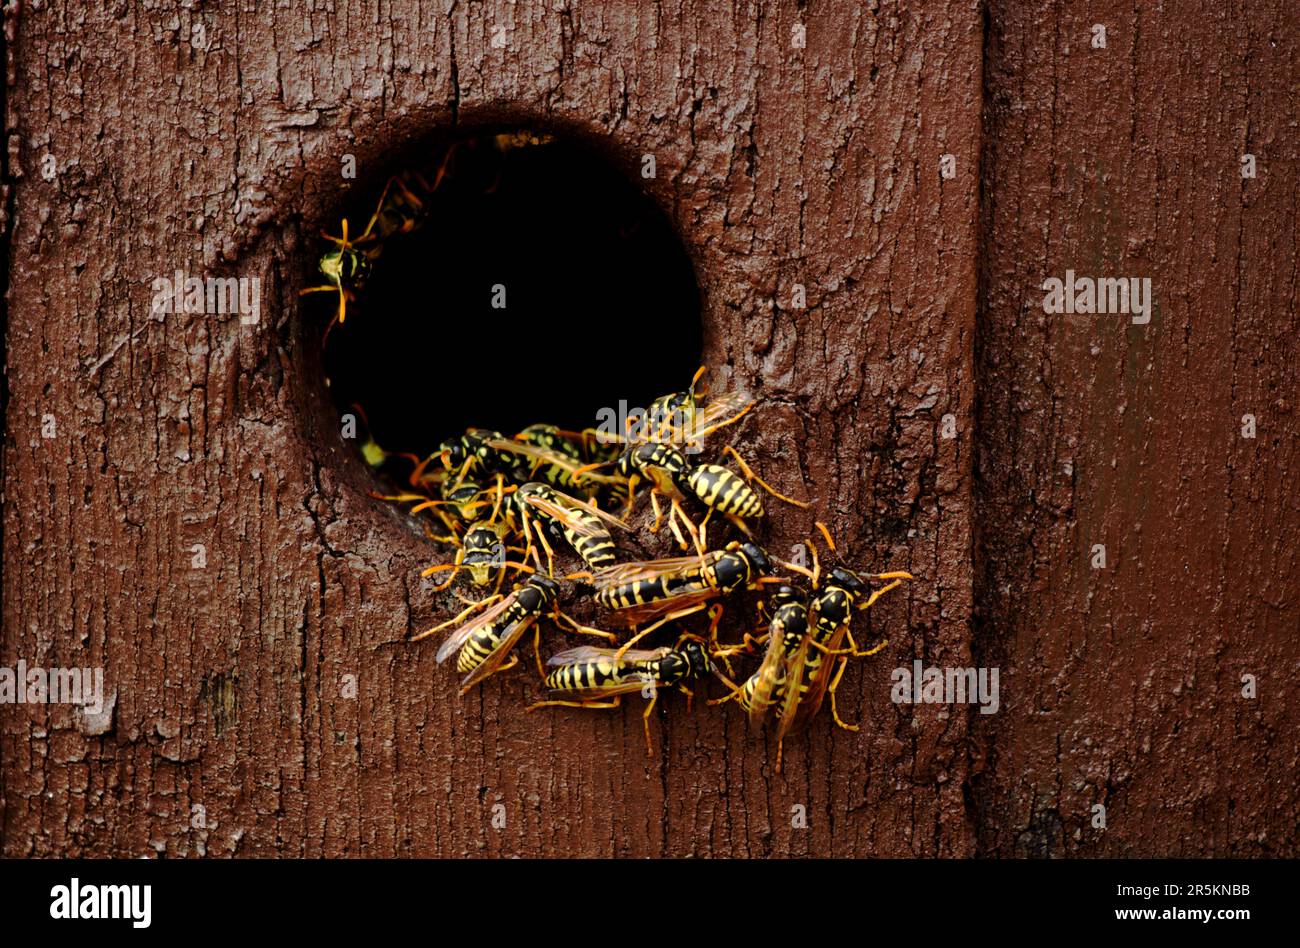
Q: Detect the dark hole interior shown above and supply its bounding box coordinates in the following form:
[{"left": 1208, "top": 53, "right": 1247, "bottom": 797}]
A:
[{"left": 312, "top": 128, "right": 703, "bottom": 468}]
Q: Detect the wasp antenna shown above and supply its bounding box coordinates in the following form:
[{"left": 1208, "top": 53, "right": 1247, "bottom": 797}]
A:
[
  {"left": 815, "top": 521, "right": 837, "bottom": 553},
  {"left": 690, "top": 364, "right": 708, "bottom": 395}
]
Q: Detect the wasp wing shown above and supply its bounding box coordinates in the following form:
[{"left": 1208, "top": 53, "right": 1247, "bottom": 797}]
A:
[
  {"left": 792, "top": 620, "right": 850, "bottom": 729},
  {"left": 547, "top": 644, "right": 669, "bottom": 666},
  {"left": 487, "top": 440, "right": 623, "bottom": 487},
  {"left": 607, "top": 586, "right": 719, "bottom": 628},
  {"left": 591, "top": 554, "right": 710, "bottom": 590},
  {"left": 747, "top": 626, "right": 799, "bottom": 732},
  {"left": 431, "top": 594, "right": 515, "bottom": 663},
  {"left": 457, "top": 613, "right": 540, "bottom": 693},
  {"left": 522, "top": 490, "right": 629, "bottom": 536}
]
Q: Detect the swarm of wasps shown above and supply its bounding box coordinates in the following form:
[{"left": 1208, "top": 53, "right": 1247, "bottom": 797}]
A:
[{"left": 301, "top": 133, "right": 914, "bottom": 769}]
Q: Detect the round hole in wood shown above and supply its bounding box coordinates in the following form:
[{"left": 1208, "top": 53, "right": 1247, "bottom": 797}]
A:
[{"left": 304, "top": 127, "right": 703, "bottom": 474}]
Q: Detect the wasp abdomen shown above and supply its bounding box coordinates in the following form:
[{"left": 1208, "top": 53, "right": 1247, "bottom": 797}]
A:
[{"left": 686, "top": 465, "right": 764, "bottom": 518}]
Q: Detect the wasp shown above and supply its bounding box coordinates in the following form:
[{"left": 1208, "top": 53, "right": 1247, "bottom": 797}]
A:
[
  {"left": 771, "top": 524, "right": 913, "bottom": 770},
  {"left": 486, "top": 429, "right": 626, "bottom": 500},
  {"left": 494, "top": 130, "right": 556, "bottom": 152},
  {"left": 439, "top": 429, "right": 529, "bottom": 485},
  {"left": 592, "top": 541, "right": 774, "bottom": 657},
  {"left": 526, "top": 638, "right": 713, "bottom": 756},
  {"left": 615, "top": 442, "right": 807, "bottom": 552},
  {"left": 514, "top": 481, "right": 628, "bottom": 574},
  {"left": 637, "top": 365, "right": 754, "bottom": 448},
  {"left": 710, "top": 585, "right": 810, "bottom": 727},
  {"left": 300, "top": 146, "right": 460, "bottom": 328},
  {"left": 413, "top": 574, "right": 611, "bottom": 695}
]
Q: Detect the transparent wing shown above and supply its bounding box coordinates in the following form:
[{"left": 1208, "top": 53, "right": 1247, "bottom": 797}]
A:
[
  {"left": 794, "top": 621, "right": 850, "bottom": 728},
  {"left": 747, "top": 624, "right": 800, "bottom": 732},
  {"left": 547, "top": 645, "right": 669, "bottom": 666},
  {"left": 607, "top": 586, "right": 718, "bottom": 628},
  {"left": 432, "top": 594, "right": 515, "bottom": 664},
  {"left": 487, "top": 439, "right": 623, "bottom": 487},
  {"left": 457, "top": 613, "right": 539, "bottom": 692},
  {"left": 591, "top": 554, "right": 711, "bottom": 591},
  {"left": 523, "top": 490, "right": 628, "bottom": 536}
]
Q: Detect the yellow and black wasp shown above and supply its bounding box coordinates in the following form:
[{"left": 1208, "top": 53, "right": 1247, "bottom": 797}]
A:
[
  {"left": 769, "top": 526, "right": 912, "bottom": 770},
  {"left": 300, "top": 145, "right": 460, "bottom": 328},
  {"left": 526, "top": 637, "right": 713, "bottom": 756},
  {"left": 614, "top": 441, "right": 807, "bottom": 552},
  {"left": 413, "top": 574, "right": 611, "bottom": 695},
  {"left": 514, "top": 481, "right": 628, "bottom": 575},
  {"left": 485, "top": 427, "right": 626, "bottom": 501},
  {"left": 634, "top": 365, "right": 754, "bottom": 448},
  {"left": 592, "top": 540, "right": 774, "bottom": 658},
  {"left": 439, "top": 429, "right": 530, "bottom": 485},
  {"left": 709, "top": 584, "right": 810, "bottom": 727}
]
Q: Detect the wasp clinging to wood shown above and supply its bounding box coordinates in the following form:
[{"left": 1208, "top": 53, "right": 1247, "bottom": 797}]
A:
[
  {"left": 526, "top": 636, "right": 714, "bottom": 756},
  {"left": 592, "top": 540, "right": 776, "bottom": 658},
  {"left": 709, "top": 584, "right": 810, "bottom": 727},
  {"left": 300, "top": 146, "right": 460, "bottom": 329},
  {"left": 413, "top": 574, "right": 613, "bottom": 695},
  {"left": 514, "top": 481, "right": 629, "bottom": 575},
  {"left": 769, "top": 523, "right": 913, "bottom": 770},
  {"left": 614, "top": 441, "right": 808, "bottom": 553}
]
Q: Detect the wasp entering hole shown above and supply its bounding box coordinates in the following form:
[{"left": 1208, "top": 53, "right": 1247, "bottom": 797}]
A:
[{"left": 305, "top": 128, "right": 703, "bottom": 476}]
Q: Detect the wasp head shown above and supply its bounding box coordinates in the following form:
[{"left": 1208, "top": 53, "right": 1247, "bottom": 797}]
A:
[
  {"left": 826, "top": 567, "right": 868, "bottom": 597},
  {"left": 318, "top": 246, "right": 371, "bottom": 291},
  {"left": 736, "top": 542, "right": 772, "bottom": 579},
  {"left": 769, "top": 584, "right": 804, "bottom": 607}
]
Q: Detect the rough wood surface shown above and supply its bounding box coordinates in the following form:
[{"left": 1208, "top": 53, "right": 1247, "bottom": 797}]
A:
[
  {"left": 1, "top": 0, "right": 1293, "bottom": 859},
  {"left": 973, "top": 0, "right": 1299, "bottom": 856}
]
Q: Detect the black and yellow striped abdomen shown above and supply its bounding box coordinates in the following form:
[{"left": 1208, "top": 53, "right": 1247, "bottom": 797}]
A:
[
  {"left": 594, "top": 569, "right": 711, "bottom": 611},
  {"left": 455, "top": 585, "right": 549, "bottom": 674},
  {"left": 686, "top": 464, "right": 764, "bottom": 518},
  {"left": 544, "top": 656, "right": 660, "bottom": 692},
  {"left": 791, "top": 587, "right": 853, "bottom": 694},
  {"left": 564, "top": 525, "right": 617, "bottom": 569}
]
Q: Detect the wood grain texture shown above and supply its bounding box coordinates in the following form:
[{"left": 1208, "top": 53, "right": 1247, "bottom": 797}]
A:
[
  {"left": 0, "top": 0, "right": 981, "bottom": 858},
  {"left": 972, "top": 0, "right": 1299, "bottom": 856},
  {"left": 4, "top": 0, "right": 1293, "bottom": 860}
]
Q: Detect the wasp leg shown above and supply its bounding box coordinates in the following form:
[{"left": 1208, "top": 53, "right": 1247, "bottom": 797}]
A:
[
  {"left": 412, "top": 594, "right": 501, "bottom": 642},
  {"left": 724, "top": 512, "right": 756, "bottom": 538},
  {"left": 526, "top": 697, "right": 623, "bottom": 713},
  {"left": 648, "top": 490, "right": 665, "bottom": 534},
  {"left": 532, "top": 626, "right": 545, "bottom": 678},
  {"left": 615, "top": 601, "right": 713, "bottom": 660},
  {"left": 640, "top": 690, "right": 659, "bottom": 756},
  {"left": 666, "top": 503, "right": 690, "bottom": 552},
  {"left": 856, "top": 578, "right": 906, "bottom": 611},
  {"left": 814, "top": 521, "right": 837, "bottom": 553},
  {"left": 677, "top": 684, "right": 695, "bottom": 713},
  {"left": 669, "top": 499, "right": 706, "bottom": 556},
  {"left": 843, "top": 629, "right": 889, "bottom": 658},
  {"left": 553, "top": 611, "right": 618, "bottom": 642},
  {"left": 422, "top": 554, "right": 465, "bottom": 592},
  {"left": 692, "top": 400, "right": 754, "bottom": 443},
  {"left": 827, "top": 657, "right": 859, "bottom": 731},
  {"left": 707, "top": 678, "right": 745, "bottom": 706},
  {"left": 722, "top": 445, "right": 810, "bottom": 509}
]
